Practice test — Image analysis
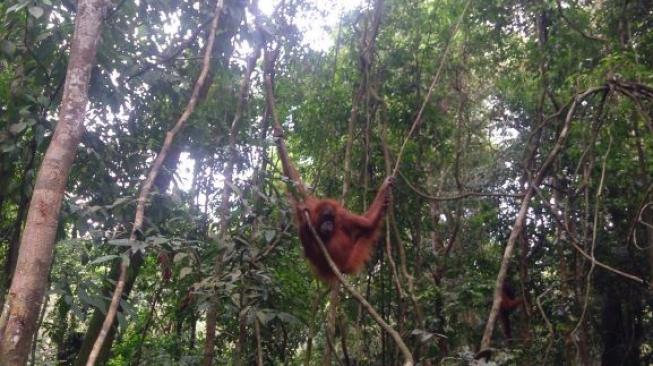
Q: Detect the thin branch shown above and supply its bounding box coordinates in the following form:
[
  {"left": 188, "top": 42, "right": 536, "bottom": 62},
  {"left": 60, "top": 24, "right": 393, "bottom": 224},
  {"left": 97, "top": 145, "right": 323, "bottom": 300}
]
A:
[
  {"left": 129, "top": 285, "right": 162, "bottom": 366},
  {"left": 380, "top": 111, "right": 406, "bottom": 299},
  {"left": 612, "top": 79, "right": 653, "bottom": 100},
  {"left": 125, "top": 17, "right": 214, "bottom": 83},
  {"left": 572, "top": 133, "right": 611, "bottom": 337},
  {"left": 399, "top": 169, "right": 523, "bottom": 201},
  {"left": 633, "top": 202, "right": 653, "bottom": 250},
  {"left": 392, "top": 0, "right": 471, "bottom": 176},
  {"left": 85, "top": 1, "right": 225, "bottom": 364},
  {"left": 252, "top": 223, "right": 291, "bottom": 263},
  {"left": 302, "top": 210, "right": 414, "bottom": 366},
  {"left": 478, "top": 85, "right": 608, "bottom": 354},
  {"left": 389, "top": 209, "right": 424, "bottom": 325},
  {"left": 303, "top": 289, "right": 325, "bottom": 366},
  {"left": 29, "top": 291, "right": 49, "bottom": 366},
  {"left": 341, "top": 0, "right": 383, "bottom": 202},
  {"left": 535, "top": 287, "right": 555, "bottom": 365},
  {"left": 539, "top": 191, "right": 645, "bottom": 285},
  {"left": 555, "top": 0, "right": 607, "bottom": 42},
  {"left": 385, "top": 222, "right": 405, "bottom": 299},
  {"left": 639, "top": 212, "right": 653, "bottom": 233},
  {"left": 616, "top": 87, "right": 653, "bottom": 133}
]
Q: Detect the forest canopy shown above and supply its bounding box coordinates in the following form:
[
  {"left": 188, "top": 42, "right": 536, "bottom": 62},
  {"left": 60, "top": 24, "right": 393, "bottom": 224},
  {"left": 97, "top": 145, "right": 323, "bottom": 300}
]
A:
[{"left": 1, "top": 0, "right": 653, "bottom": 365}]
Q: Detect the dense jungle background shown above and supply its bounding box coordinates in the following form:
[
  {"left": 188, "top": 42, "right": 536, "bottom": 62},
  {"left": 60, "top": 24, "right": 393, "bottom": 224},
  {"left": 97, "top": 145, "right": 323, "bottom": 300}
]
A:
[{"left": 1, "top": 0, "right": 653, "bottom": 364}]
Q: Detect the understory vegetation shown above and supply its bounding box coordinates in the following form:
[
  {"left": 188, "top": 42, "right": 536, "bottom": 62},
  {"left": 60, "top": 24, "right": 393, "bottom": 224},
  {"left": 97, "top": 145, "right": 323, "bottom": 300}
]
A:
[{"left": 1, "top": 0, "right": 653, "bottom": 364}]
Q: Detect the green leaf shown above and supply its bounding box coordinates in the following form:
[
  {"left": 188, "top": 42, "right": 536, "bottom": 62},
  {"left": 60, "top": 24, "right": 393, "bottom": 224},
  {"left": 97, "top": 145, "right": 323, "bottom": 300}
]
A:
[
  {"left": 173, "top": 252, "right": 188, "bottom": 263},
  {"left": 35, "top": 32, "right": 50, "bottom": 43},
  {"left": 78, "top": 288, "right": 106, "bottom": 312},
  {"left": 148, "top": 236, "right": 169, "bottom": 246},
  {"left": 263, "top": 230, "right": 276, "bottom": 243},
  {"left": 276, "top": 312, "right": 299, "bottom": 325},
  {"left": 28, "top": 6, "right": 44, "bottom": 19},
  {"left": 88, "top": 254, "right": 120, "bottom": 265},
  {"left": 256, "top": 310, "right": 275, "bottom": 325},
  {"left": 110, "top": 196, "right": 131, "bottom": 207},
  {"left": 1, "top": 41, "right": 16, "bottom": 57},
  {"left": 9, "top": 122, "right": 27, "bottom": 135},
  {"left": 180, "top": 267, "right": 193, "bottom": 279},
  {"left": 1, "top": 144, "right": 16, "bottom": 153},
  {"left": 108, "top": 239, "right": 131, "bottom": 246},
  {"left": 37, "top": 95, "right": 50, "bottom": 106},
  {"left": 6, "top": 0, "right": 30, "bottom": 13}
]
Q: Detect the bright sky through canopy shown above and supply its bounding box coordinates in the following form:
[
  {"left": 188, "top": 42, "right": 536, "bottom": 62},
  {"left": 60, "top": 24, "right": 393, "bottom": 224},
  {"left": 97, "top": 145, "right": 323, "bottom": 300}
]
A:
[
  {"left": 177, "top": 0, "right": 364, "bottom": 192},
  {"left": 260, "top": 0, "right": 364, "bottom": 51}
]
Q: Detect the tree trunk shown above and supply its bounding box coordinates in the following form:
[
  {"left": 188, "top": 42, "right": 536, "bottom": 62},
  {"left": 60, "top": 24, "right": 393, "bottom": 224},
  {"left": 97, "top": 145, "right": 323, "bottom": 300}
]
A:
[
  {"left": 202, "top": 21, "right": 260, "bottom": 366},
  {"left": 0, "top": 0, "right": 108, "bottom": 364},
  {"left": 73, "top": 146, "right": 181, "bottom": 366},
  {"left": 341, "top": 0, "right": 383, "bottom": 202},
  {"left": 479, "top": 86, "right": 606, "bottom": 352},
  {"left": 4, "top": 137, "right": 37, "bottom": 293}
]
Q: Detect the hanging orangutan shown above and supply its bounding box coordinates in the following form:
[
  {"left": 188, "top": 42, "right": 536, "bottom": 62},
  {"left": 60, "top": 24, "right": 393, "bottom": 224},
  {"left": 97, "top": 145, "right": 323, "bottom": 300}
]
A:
[
  {"left": 499, "top": 281, "right": 523, "bottom": 339},
  {"left": 274, "top": 129, "right": 394, "bottom": 282}
]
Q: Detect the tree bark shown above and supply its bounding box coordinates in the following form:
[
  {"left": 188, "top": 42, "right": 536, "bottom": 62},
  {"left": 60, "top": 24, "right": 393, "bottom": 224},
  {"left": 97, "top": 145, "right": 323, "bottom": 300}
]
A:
[
  {"left": 341, "top": 0, "right": 383, "bottom": 202},
  {"left": 0, "top": 0, "right": 108, "bottom": 364},
  {"left": 201, "top": 13, "right": 260, "bottom": 366},
  {"left": 85, "top": 0, "right": 224, "bottom": 364},
  {"left": 479, "top": 86, "right": 606, "bottom": 352},
  {"left": 3, "top": 137, "right": 37, "bottom": 293},
  {"left": 73, "top": 146, "right": 181, "bottom": 366}
]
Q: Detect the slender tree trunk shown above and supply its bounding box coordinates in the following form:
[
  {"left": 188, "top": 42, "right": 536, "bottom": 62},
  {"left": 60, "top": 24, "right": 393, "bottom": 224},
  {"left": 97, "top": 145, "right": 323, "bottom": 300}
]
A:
[
  {"left": 4, "top": 137, "right": 37, "bottom": 292},
  {"left": 479, "top": 86, "right": 606, "bottom": 352},
  {"left": 303, "top": 290, "right": 322, "bottom": 366},
  {"left": 202, "top": 22, "right": 260, "bottom": 366},
  {"left": 255, "top": 317, "right": 263, "bottom": 366},
  {"left": 28, "top": 292, "right": 49, "bottom": 366},
  {"left": 73, "top": 146, "right": 181, "bottom": 366},
  {"left": 341, "top": 0, "right": 384, "bottom": 202},
  {"left": 202, "top": 307, "right": 218, "bottom": 366},
  {"left": 129, "top": 286, "right": 162, "bottom": 366},
  {"left": 86, "top": 1, "right": 224, "bottom": 364},
  {"left": 0, "top": 1, "right": 109, "bottom": 364}
]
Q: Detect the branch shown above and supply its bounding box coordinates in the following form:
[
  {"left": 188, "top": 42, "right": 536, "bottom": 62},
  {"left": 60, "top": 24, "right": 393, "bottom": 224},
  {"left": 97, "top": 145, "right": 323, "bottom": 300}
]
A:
[
  {"left": 478, "top": 85, "right": 608, "bottom": 355},
  {"left": 399, "top": 169, "right": 523, "bottom": 201},
  {"left": 380, "top": 114, "right": 406, "bottom": 300},
  {"left": 252, "top": 223, "right": 291, "bottom": 263},
  {"left": 535, "top": 287, "right": 555, "bottom": 364},
  {"left": 392, "top": 0, "right": 471, "bottom": 176},
  {"left": 302, "top": 210, "right": 414, "bottom": 366},
  {"left": 614, "top": 85, "right": 653, "bottom": 133},
  {"left": 555, "top": 0, "right": 607, "bottom": 43},
  {"left": 263, "top": 47, "right": 308, "bottom": 201},
  {"left": 85, "top": 1, "right": 225, "bottom": 364},
  {"left": 385, "top": 222, "right": 405, "bottom": 299},
  {"left": 125, "top": 17, "right": 214, "bottom": 83},
  {"left": 572, "top": 134, "right": 611, "bottom": 339},
  {"left": 539, "top": 191, "right": 646, "bottom": 285}
]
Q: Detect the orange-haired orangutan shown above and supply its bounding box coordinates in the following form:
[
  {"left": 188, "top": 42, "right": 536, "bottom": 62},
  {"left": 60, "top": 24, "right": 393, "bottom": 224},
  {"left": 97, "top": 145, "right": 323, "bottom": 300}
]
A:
[
  {"left": 296, "top": 177, "right": 394, "bottom": 281},
  {"left": 499, "top": 281, "right": 523, "bottom": 339},
  {"left": 274, "top": 130, "right": 394, "bottom": 282}
]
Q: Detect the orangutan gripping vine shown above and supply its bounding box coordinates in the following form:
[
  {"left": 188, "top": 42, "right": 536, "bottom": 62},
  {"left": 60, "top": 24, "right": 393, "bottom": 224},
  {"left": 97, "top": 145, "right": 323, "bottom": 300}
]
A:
[
  {"left": 274, "top": 130, "right": 394, "bottom": 282},
  {"left": 499, "top": 281, "right": 523, "bottom": 340},
  {"left": 296, "top": 177, "right": 394, "bottom": 281}
]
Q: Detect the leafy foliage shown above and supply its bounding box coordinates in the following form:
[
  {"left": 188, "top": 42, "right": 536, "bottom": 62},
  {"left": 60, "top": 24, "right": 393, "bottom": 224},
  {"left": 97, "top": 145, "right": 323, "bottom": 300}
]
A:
[{"left": 2, "top": 0, "right": 653, "bottom": 364}]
